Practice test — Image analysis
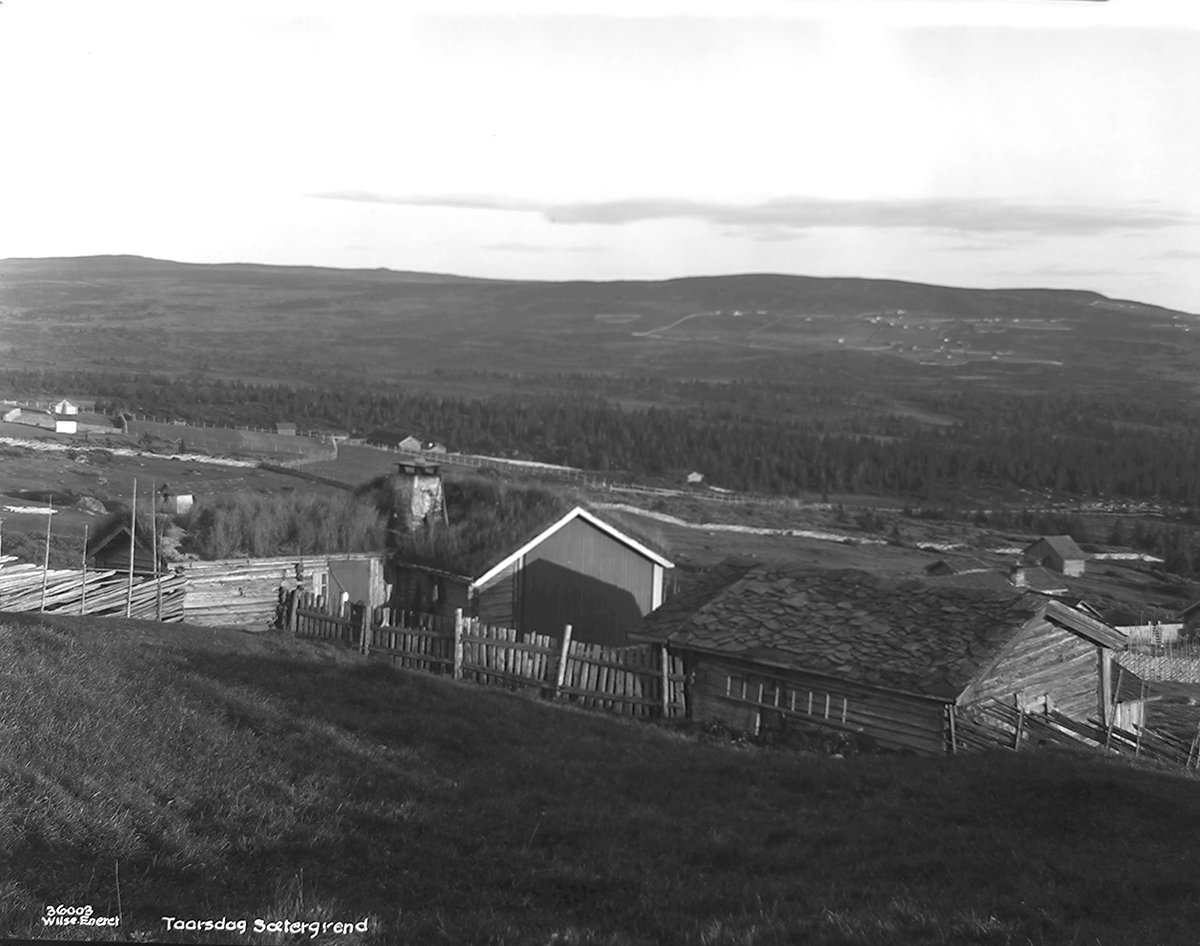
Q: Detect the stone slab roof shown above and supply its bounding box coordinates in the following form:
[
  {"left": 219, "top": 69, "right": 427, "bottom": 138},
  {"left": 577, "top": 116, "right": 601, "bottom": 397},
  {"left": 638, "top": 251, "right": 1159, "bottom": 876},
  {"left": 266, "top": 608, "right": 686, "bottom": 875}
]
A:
[{"left": 645, "top": 564, "right": 1055, "bottom": 700}]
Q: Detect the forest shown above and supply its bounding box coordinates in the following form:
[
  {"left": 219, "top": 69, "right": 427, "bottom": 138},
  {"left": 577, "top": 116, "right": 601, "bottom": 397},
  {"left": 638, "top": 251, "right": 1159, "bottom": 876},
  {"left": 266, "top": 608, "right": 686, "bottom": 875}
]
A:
[{"left": 4, "top": 367, "right": 1200, "bottom": 508}]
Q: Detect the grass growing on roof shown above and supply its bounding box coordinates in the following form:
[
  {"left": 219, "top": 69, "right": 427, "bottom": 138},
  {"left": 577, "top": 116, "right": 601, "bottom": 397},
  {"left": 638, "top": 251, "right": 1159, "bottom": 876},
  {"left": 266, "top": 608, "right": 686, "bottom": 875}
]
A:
[
  {"left": 5, "top": 610, "right": 1200, "bottom": 944},
  {"left": 173, "top": 492, "right": 388, "bottom": 559},
  {"left": 390, "top": 475, "right": 573, "bottom": 576}
]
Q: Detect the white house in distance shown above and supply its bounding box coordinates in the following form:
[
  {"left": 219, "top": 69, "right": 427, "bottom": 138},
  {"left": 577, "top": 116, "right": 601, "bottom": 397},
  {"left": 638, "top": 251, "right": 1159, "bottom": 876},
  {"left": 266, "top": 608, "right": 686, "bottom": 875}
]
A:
[
  {"left": 3, "top": 406, "right": 76, "bottom": 434},
  {"left": 52, "top": 398, "right": 79, "bottom": 415}
]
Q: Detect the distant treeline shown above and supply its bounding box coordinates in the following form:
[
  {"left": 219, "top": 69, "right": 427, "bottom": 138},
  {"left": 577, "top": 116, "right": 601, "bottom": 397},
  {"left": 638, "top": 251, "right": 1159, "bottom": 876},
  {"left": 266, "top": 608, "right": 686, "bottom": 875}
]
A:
[{"left": 6, "top": 368, "right": 1200, "bottom": 507}]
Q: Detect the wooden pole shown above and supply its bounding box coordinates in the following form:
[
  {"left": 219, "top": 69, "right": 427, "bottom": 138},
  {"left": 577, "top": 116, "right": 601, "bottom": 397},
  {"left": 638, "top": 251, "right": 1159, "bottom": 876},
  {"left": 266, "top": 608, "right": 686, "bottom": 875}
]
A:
[
  {"left": 453, "top": 608, "right": 464, "bottom": 679},
  {"left": 1105, "top": 667, "right": 1124, "bottom": 750},
  {"left": 554, "top": 624, "right": 573, "bottom": 698},
  {"left": 948, "top": 704, "right": 958, "bottom": 754},
  {"left": 126, "top": 478, "right": 137, "bottom": 618},
  {"left": 81, "top": 524, "right": 89, "bottom": 615},
  {"left": 1134, "top": 680, "right": 1148, "bottom": 758},
  {"left": 39, "top": 497, "right": 53, "bottom": 612},
  {"left": 1013, "top": 694, "right": 1025, "bottom": 751},
  {"left": 659, "top": 645, "right": 671, "bottom": 718},
  {"left": 151, "top": 479, "right": 160, "bottom": 621},
  {"left": 357, "top": 604, "right": 370, "bottom": 655}
]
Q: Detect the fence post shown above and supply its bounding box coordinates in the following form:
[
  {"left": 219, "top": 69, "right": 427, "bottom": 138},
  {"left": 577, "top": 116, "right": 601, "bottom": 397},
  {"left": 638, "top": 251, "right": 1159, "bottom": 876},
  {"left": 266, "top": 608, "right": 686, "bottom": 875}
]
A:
[
  {"left": 660, "top": 645, "right": 671, "bottom": 718},
  {"left": 355, "top": 603, "right": 370, "bottom": 655},
  {"left": 453, "top": 608, "right": 464, "bottom": 679},
  {"left": 286, "top": 588, "right": 300, "bottom": 633},
  {"left": 554, "top": 624, "right": 573, "bottom": 698}
]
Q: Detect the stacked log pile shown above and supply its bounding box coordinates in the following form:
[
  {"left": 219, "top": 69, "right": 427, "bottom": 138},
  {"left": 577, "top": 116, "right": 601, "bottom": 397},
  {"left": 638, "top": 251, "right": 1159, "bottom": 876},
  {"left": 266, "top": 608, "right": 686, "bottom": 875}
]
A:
[{"left": 0, "top": 555, "right": 185, "bottom": 621}]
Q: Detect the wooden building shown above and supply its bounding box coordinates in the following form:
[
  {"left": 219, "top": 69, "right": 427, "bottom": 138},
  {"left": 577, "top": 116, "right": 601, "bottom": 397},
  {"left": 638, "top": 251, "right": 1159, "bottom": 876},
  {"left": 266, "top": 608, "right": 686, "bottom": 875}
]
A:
[
  {"left": 178, "top": 552, "right": 387, "bottom": 627},
  {"left": 86, "top": 515, "right": 170, "bottom": 576},
  {"left": 1009, "top": 565, "right": 1069, "bottom": 595},
  {"left": 366, "top": 429, "right": 424, "bottom": 452},
  {"left": 634, "top": 564, "right": 1125, "bottom": 754},
  {"left": 1022, "top": 535, "right": 1086, "bottom": 577},
  {"left": 391, "top": 506, "right": 674, "bottom": 646}
]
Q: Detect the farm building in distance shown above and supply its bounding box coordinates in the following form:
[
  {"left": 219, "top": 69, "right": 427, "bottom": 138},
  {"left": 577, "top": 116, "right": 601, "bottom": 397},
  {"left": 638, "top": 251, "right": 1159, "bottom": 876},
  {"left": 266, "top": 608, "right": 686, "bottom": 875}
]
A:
[
  {"left": 366, "top": 429, "right": 424, "bottom": 452},
  {"left": 275, "top": 421, "right": 297, "bottom": 436},
  {"left": 3, "top": 406, "right": 77, "bottom": 434},
  {"left": 635, "top": 564, "right": 1128, "bottom": 754},
  {"left": 1022, "top": 535, "right": 1086, "bottom": 577},
  {"left": 391, "top": 504, "right": 674, "bottom": 646}
]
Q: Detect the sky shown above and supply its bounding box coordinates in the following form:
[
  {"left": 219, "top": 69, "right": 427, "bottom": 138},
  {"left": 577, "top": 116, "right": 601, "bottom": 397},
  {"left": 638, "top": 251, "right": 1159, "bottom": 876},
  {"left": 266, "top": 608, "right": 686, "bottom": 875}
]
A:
[{"left": 1, "top": 0, "right": 1198, "bottom": 311}]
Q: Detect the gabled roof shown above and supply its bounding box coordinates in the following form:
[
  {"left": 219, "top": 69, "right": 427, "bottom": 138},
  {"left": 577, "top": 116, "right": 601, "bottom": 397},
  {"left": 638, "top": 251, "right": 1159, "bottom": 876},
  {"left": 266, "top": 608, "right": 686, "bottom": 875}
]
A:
[
  {"left": 1024, "top": 535, "right": 1085, "bottom": 561},
  {"left": 472, "top": 506, "right": 674, "bottom": 588},
  {"left": 644, "top": 564, "right": 1119, "bottom": 701},
  {"left": 85, "top": 513, "right": 162, "bottom": 562},
  {"left": 365, "top": 429, "right": 423, "bottom": 446}
]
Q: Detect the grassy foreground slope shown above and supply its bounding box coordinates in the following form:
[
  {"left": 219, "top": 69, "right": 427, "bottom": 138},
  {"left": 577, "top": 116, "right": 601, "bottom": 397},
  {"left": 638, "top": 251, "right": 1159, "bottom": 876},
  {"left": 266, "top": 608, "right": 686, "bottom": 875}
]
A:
[{"left": 3, "top": 616, "right": 1200, "bottom": 945}]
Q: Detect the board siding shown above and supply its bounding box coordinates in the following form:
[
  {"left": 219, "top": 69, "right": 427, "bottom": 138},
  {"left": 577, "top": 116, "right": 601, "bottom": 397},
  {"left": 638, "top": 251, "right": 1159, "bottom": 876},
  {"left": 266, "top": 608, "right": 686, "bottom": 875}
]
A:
[
  {"left": 688, "top": 654, "right": 948, "bottom": 754},
  {"left": 961, "top": 619, "right": 1102, "bottom": 721},
  {"left": 518, "top": 516, "right": 654, "bottom": 645}
]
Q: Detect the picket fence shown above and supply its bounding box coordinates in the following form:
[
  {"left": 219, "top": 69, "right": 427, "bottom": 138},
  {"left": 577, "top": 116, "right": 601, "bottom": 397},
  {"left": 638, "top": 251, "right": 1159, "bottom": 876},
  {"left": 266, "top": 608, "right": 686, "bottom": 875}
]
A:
[{"left": 286, "top": 591, "right": 687, "bottom": 718}]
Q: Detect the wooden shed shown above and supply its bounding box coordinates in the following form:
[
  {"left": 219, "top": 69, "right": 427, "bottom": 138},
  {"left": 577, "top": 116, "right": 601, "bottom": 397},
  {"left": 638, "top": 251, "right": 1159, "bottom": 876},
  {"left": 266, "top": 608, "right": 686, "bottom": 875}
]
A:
[
  {"left": 1023, "top": 535, "right": 1086, "bottom": 577},
  {"left": 391, "top": 506, "right": 674, "bottom": 646},
  {"left": 635, "top": 564, "right": 1125, "bottom": 754},
  {"left": 85, "top": 514, "right": 169, "bottom": 576},
  {"left": 178, "top": 552, "right": 387, "bottom": 627}
]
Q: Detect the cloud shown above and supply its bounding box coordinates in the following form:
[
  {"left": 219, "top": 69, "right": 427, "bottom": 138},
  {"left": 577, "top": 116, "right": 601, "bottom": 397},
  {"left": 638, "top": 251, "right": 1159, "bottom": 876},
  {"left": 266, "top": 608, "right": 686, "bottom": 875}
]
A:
[
  {"left": 310, "top": 190, "right": 1189, "bottom": 236},
  {"left": 484, "top": 242, "right": 606, "bottom": 254},
  {"left": 1156, "top": 249, "right": 1200, "bottom": 260}
]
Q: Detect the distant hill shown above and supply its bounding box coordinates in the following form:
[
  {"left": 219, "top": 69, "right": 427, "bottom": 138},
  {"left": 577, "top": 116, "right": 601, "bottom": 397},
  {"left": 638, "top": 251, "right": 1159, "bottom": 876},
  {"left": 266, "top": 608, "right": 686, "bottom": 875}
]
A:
[{"left": 1, "top": 254, "right": 1196, "bottom": 388}]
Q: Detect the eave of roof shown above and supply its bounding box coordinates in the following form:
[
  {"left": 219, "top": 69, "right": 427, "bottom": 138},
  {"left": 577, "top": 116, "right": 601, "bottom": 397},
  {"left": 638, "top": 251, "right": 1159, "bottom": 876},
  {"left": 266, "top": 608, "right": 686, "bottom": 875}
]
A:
[{"left": 471, "top": 506, "right": 674, "bottom": 588}]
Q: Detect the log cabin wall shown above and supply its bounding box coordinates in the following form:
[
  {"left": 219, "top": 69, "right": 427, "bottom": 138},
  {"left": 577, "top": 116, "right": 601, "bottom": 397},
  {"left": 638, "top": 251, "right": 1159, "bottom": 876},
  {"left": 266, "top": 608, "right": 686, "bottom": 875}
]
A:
[
  {"left": 686, "top": 653, "right": 949, "bottom": 754},
  {"left": 958, "top": 618, "right": 1102, "bottom": 720}
]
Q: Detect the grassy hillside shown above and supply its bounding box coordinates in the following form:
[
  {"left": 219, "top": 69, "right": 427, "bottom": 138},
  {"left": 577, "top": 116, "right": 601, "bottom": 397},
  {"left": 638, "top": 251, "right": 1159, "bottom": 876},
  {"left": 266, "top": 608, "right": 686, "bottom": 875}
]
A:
[
  {"left": 4, "top": 612, "right": 1200, "bottom": 944},
  {"left": 2, "top": 255, "right": 1196, "bottom": 389}
]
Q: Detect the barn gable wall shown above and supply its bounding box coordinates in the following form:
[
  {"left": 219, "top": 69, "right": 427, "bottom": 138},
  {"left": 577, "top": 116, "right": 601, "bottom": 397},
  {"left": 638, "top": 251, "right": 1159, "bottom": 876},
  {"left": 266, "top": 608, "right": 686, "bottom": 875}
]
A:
[{"left": 959, "top": 618, "right": 1101, "bottom": 719}]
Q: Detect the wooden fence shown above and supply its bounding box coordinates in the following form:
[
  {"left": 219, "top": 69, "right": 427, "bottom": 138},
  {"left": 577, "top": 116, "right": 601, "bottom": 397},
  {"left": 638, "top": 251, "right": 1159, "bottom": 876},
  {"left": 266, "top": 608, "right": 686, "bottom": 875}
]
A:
[
  {"left": 0, "top": 554, "right": 185, "bottom": 621},
  {"left": 287, "top": 592, "right": 686, "bottom": 718},
  {"left": 1115, "top": 650, "right": 1200, "bottom": 684},
  {"left": 955, "top": 697, "right": 1200, "bottom": 770}
]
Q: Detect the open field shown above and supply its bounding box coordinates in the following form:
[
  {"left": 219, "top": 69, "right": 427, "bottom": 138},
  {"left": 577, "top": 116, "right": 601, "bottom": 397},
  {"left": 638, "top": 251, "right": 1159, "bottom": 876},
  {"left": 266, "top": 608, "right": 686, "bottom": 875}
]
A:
[{"left": 5, "top": 610, "right": 1200, "bottom": 944}]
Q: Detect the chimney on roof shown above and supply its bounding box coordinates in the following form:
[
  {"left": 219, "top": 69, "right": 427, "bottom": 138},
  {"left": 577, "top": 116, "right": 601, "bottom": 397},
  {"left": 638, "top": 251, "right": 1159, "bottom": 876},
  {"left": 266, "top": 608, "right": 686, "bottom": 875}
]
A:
[{"left": 391, "top": 457, "right": 446, "bottom": 534}]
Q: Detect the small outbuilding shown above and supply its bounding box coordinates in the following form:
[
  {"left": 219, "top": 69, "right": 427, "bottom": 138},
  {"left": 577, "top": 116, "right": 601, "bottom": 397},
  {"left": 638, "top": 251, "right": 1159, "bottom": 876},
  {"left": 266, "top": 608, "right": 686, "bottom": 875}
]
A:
[
  {"left": 52, "top": 399, "right": 79, "bottom": 415},
  {"left": 1009, "top": 565, "right": 1070, "bottom": 595},
  {"left": 686, "top": 471, "right": 704, "bottom": 485},
  {"left": 275, "top": 421, "right": 297, "bottom": 436},
  {"left": 1022, "top": 535, "right": 1086, "bottom": 577},
  {"left": 636, "top": 564, "right": 1125, "bottom": 754},
  {"left": 86, "top": 513, "right": 170, "bottom": 576},
  {"left": 366, "top": 429, "right": 424, "bottom": 452},
  {"left": 391, "top": 504, "right": 674, "bottom": 646}
]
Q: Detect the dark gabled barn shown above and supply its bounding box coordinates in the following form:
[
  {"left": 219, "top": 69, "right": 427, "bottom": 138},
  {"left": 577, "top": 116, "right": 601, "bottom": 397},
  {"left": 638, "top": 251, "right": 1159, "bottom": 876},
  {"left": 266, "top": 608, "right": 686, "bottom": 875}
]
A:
[
  {"left": 1023, "top": 535, "right": 1087, "bottom": 577},
  {"left": 86, "top": 514, "right": 169, "bottom": 576},
  {"left": 391, "top": 506, "right": 674, "bottom": 646},
  {"left": 636, "top": 564, "right": 1125, "bottom": 754}
]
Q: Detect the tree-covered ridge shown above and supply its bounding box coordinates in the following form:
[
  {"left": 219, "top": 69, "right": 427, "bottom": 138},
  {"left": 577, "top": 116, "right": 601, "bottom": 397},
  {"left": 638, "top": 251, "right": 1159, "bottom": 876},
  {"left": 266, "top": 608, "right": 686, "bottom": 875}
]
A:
[{"left": 4, "top": 368, "right": 1200, "bottom": 506}]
